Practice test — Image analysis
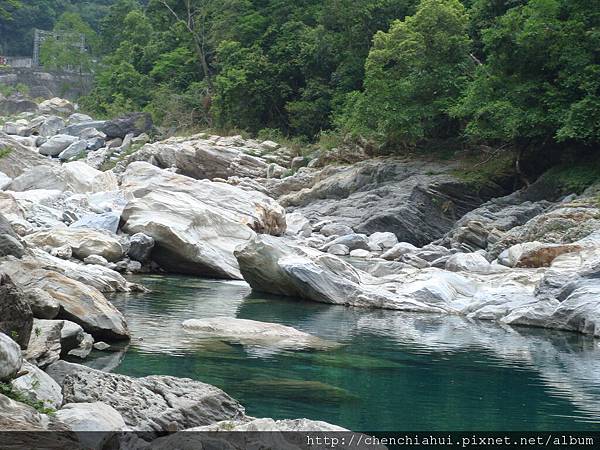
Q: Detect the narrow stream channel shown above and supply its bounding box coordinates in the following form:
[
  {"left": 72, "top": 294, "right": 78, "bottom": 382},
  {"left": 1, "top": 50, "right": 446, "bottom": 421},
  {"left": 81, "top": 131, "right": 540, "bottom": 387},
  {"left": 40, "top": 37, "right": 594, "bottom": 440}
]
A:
[{"left": 83, "top": 274, "right": 600, "bottom": 431}]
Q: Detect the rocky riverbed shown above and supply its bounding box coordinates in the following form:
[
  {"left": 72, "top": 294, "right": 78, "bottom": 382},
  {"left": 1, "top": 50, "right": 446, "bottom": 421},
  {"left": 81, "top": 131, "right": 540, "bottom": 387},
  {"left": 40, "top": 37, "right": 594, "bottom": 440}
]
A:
[{"left": 0, "top": 96, "right": 599, "bottom": 447}]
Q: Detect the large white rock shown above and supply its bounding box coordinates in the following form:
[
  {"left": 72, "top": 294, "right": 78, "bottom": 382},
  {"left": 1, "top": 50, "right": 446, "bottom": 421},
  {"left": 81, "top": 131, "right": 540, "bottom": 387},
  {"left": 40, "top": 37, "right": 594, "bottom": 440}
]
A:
[
  {"left": 284, "top": 212, "right": 311, "bottom": 237},
  {"left": 120, "top": 162, "right": 286, "bottom": 279},
  {"left": 55, "top": 402, "right": 127, "bottom": 450},
  {"left": 29, "top": 250, "right": 132, "bottom": 293},
  {"left": 38, "top": 98, "right": 75, "bottom": 116},
  {"left": 445, "top": 252, "right": 491, "bottom": 273},
  {"left": 2, "top": 259, "right": 129, "bottom": 341},
  {"left": 381, "top": 242, "right": 418, "bottom": 260},
  {"left": 0, "top": 134, "right": 56, "bottom": 179},
  {"left": 368, "top": 231, "right": 398, "bottom": 249},
  {"left": 24, "top": 319, "right": 62, "bottom": 368},
  {"left": 11, "top": 361, "right": 62, "bottom": 409},
  {"left": 0, "top": 171, "right": 12, "bottom": 190},
  {"left": 0, "top": 331, "right": 22, "bottom": 381},
  {"left": 10, "top": 161, "right": 118, "bottom": 193},
  {"left": 24, "top": 227, "right": 125, "bottom": 262}
]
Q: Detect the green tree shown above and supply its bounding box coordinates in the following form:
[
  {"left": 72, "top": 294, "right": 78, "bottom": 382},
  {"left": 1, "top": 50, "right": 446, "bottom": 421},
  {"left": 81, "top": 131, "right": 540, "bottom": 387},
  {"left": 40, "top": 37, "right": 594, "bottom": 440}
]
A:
[
  {"left": 453, "top": 0, "right": 600, "bottom": 148},
  {"left": 0, "top": 0, "right": 20, "bottom": 20},
  {"left": 340, "top": 0, "right": 472, "bottom": 148},
  {"left": 39, "top": 12, "right": 97, "bottom": 73}
]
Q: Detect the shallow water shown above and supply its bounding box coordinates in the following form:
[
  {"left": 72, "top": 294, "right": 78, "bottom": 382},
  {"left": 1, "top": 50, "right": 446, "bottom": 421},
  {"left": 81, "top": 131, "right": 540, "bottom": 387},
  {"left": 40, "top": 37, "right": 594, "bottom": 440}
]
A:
[{"left": 85, "top": 275, "right": 600, "bottom": 431}]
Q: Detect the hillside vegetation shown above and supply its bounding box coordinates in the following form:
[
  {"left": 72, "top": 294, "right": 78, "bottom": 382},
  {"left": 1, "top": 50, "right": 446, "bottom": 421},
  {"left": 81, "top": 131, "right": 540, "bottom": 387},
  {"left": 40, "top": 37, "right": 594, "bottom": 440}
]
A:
[{"left": 1, "top": 0, "right": 599, "bottom": 186}]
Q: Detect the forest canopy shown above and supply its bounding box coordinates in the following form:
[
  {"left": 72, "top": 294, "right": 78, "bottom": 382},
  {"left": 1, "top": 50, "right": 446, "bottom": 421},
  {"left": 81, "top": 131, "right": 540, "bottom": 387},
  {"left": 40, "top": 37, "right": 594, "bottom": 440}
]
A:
[{"left": 1, "top": 0, "right": 598, "bottom": 160}]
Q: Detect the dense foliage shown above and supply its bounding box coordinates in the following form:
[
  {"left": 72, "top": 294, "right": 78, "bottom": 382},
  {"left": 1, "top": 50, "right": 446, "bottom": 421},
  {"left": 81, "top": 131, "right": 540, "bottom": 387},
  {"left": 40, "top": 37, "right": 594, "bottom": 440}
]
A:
[
  {"left": 0, "top": 0, "right": 114, "bottom": 56},
  {"left": 3, "top": 0, "right": 599, "bottom": 164}
]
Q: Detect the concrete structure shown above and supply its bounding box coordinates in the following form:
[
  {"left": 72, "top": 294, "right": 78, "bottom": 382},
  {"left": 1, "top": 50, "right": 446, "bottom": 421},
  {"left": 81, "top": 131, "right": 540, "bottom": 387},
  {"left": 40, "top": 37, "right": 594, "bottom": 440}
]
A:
[{"left": 0, "top": 67, "right": 92, "bottom": 100}]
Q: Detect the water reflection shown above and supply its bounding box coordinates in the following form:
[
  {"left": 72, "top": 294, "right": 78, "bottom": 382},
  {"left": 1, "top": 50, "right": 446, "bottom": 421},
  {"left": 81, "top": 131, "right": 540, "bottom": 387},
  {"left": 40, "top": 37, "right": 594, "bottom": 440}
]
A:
[{"left": 89, "top": 275, "right": 600, "bottom": 431}]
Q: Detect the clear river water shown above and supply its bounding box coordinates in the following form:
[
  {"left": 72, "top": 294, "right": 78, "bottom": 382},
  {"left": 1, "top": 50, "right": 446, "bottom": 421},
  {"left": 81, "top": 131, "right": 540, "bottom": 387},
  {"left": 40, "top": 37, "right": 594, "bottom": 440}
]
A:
[{"left": 83, "top": 274, "right": 600, "bottom": 431}]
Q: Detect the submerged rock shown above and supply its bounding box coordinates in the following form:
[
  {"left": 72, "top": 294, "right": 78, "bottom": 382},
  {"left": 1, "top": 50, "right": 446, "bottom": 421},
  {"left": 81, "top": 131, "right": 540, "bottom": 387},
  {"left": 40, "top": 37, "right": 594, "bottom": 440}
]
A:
[{"left": 182, "top": 317, "right": 337, "bottom": 350}]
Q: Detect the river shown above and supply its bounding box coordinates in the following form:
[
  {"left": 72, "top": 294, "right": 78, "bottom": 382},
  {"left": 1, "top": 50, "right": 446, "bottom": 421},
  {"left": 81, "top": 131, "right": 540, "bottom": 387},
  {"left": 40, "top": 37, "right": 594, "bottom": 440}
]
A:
[{"left": 83, "top": 274, "right": 600, "bottom": 431}]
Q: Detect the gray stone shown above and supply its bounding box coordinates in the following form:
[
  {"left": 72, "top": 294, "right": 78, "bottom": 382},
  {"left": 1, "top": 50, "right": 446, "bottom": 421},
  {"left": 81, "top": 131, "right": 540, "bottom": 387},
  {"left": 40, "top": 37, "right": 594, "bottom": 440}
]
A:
[
  {"left": 381, "top": 242, "right": 418, "bottom": 260},
  {"left": 58, "top": 139, "right": 87, "bottom": 161},
  {"left": 368, "top": 232, "right": 398, "bottom": 249},
  {"left": 127, "top": 260, "right": 142, "bottom": 272},
  {"left": 350, "top": 249, "right": 371, "bottom": 258},
  {"left": 120, "top": 162, "right": 285, "bottom": 279},
  {"left": 49, "top": 244, "right": 72, "bottom": 259},
  {"left": 67, "top": 113, "right": 93, "bottom": 125},
  {"left": 0, "top": 133, "right": 56, "bottom": 178},
  {"left": 55, "top": 402, "right": 127, "bottom": 449},
  {"left": 83, "top": 254, "right": 109, "bottom": 266},
  {"left": 0, "top": 273, "right": 33, "bottom": 349},
  {"left": 25, "top": 227, "right": 125, "bottom": 262},
  {"left": 127, "top": 233, "right": 155, "bottom": 263},
  {"left": 11, "top": 361, "right": 62, "bottom": 409},
  {"left": 63, "top": 120, "right": 107, "bottom": 137},
  {"left": 400, "top": 253, "right": 430, "bottom": 269},
  {"left": 2, "top": 259, "right": 129, "bottom": 341},
  {"left": 0, "top": 171, "right": 12, "bottom": 190},
  {"left": 0, "top": 94, "right": 37, "bottom": 115},
  {"left": 101, "top": 112, "right": 153, "bottom": 139},
  {"left": 0, "top": 332, "right": 22, "bottom": 381},
  {"left": 445, "top": 252, "right": 491, "bottom": 273},
  {"left": 320, "top": 223, "right": 354, "bottom": 237},
  {"left": 25, "top": 319, "right": 62, "bottom": 368},
  {"left": 322, "top": 234, "right": 370, "bottom": 252},
  {"left": 290, "top": 156, "right": 307, "bottom": 171},
  {"left": 328, "top": 244, "right": 349, "bottom": 256},
  {"left": 60, "top": 320, "right": 93, "bottom": 357},
  {"left": 93, "top": 341, "right": 110, "bottom": 351},
  {"left": 70, "top": 212, "right": 120, "bottom": 234},
  {"left": 182, "top": 317, "right": 336, "bottom": 350},
  {"left": 282, "top": 159, "right": 506, "bottom": 246},
  {"left": 38, "top": 116, "right": 65, "bottom": 137},
  {"left": 47, "top": 361, "right": 246, "bottom": 433},
  {"left": 38, "top": 98, "right": 75, "bottom": 116},
  {"left": 38, "top": 134, "right": 78, "bottom": 157},
  {"left": 24, "top": 288, "right": 60, "bottom": 320},
  {"left": 0, "top": 233, "right": 26, "bottom": 258},
  {"left": 86, "top": 137, "right": 105, "bottom": 151}
]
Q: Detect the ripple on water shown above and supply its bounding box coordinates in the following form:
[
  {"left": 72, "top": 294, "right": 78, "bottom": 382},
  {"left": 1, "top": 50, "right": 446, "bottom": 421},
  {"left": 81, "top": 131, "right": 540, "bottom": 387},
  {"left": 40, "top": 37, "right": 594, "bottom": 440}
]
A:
[{"left": 80, "top": 274, "right": 600, "bottom": 431}]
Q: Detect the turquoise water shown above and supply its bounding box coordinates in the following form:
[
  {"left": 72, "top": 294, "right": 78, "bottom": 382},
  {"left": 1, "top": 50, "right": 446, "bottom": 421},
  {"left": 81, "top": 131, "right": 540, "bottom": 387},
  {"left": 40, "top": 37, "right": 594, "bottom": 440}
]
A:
[{"left": 86, "top": 275, "right": 600, "bottom": 431}]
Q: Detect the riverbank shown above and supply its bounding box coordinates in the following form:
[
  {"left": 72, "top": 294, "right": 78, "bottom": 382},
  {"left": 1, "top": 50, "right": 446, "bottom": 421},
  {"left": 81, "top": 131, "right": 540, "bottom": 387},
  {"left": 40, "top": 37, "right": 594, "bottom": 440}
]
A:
[{"left": 0, "top": 96, "right": 599, "bottom": 446}]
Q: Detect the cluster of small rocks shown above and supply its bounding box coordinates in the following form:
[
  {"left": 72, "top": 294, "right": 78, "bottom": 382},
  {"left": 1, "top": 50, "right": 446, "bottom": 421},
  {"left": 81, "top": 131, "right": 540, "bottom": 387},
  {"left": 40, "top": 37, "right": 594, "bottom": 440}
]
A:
[{"left": 1, "top": 97, "right": 153, "bottom": 170}]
